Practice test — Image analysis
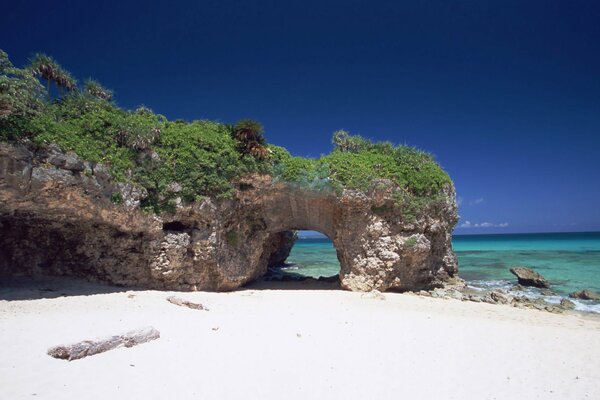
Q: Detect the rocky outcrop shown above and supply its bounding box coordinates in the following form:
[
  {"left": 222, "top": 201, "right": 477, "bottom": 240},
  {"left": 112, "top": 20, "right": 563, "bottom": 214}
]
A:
[
  {"left": 509, "top": 267, "right": 550, "bottom": 288},
  {"left": 569, "top": 289, "right": 600, "bottom": 301},
  {"left": 265, "top": 230, "right": 298, "bottom": 267},
  {"left": 560, "top": 298, "right": 576, "bottom": 310},
  {"left": 0, "top": 142, "right": 459, "bottom": 292},
  {"left": 425, "top": 287, "right": 571, "bottom": 314}
]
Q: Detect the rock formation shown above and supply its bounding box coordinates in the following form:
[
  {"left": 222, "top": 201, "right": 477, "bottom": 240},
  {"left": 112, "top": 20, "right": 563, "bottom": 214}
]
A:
[
  {"left": 569, "top": 289, "right": 600, "bottom": 301},
  {"left": 0, "top": 142, "right": 458, "bottom": 292},
  {"left": 509, "top": 267, "right": 550, "bottom": 288}
]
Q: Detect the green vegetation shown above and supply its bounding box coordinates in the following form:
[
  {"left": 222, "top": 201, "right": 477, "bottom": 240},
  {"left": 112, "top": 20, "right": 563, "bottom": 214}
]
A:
[
  {"left": 225, "top": 230, "right": 239, "bottom": 246},
  {"left": 84, "top": 79, "right": 113, "bottom": 101},
  {"left": 0, "top": 50, "right": 46, "bottom": 139},
  {"left": 404, "top": 236, "right": 418, "bottom": 248},
  {"left": 110, "top": 192, "right": 124, "bottom": 204},
  {"left": 29, "top": 53, "right": 77, "bottom": 96},
  {"left": 0, "top": 49, "right": 452, "bottom": 216}
]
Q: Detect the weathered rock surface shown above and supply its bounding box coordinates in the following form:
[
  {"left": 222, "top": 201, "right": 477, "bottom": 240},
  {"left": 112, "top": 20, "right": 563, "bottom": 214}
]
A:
[
  {"left": 425, "top": 286, "right": 574, "bottom": 314},
  {"left": 509, "top": 267, "right": 551, "bottom": 288},
  {"left": 265, "top": 230, "right": 298, "bottom": 267},
  {"left": 560, "top": 298, "right": 576, "bottom": 310},
  {"left": 47, "top": 326, "right": 160, "bottom": 361},
  {"left": 0, "top": 142, "right": 458, "bottom": 292},
  {"left": 569, "top": 289, "right": 600, "bottom": 301}
]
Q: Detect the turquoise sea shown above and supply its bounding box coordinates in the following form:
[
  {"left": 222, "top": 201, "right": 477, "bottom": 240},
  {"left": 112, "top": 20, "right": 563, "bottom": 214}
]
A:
[{"left": 282, "top": 232, "right": 600, "bottom": 313}]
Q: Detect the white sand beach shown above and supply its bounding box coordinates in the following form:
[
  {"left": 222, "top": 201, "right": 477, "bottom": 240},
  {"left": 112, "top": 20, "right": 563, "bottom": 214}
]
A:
[{"left": 1, "top": 277, "right": 599, "bottom": 400}]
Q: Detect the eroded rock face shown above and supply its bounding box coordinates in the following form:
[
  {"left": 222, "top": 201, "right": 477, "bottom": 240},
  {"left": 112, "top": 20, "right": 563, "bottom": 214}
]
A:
[{"left": 0, "top": 143, "right": 458, "bottom": 292}]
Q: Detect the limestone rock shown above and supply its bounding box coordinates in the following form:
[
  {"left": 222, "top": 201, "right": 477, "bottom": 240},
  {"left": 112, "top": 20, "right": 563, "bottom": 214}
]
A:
[
  {"left": 489, "top": 291, "right": 512, "bottom": 304},
  {"left": 265, "top": 230, "right": 297, "bottom": 267},
  {"left": 44, "top": 144, "right": 85, "bottom": 172},
  {"left": 0, "top": 142, "right": 458, "bottom": 292},
  {"left": 569, "top": 289, "right": 600, "bottom": 301},
  {"left": 361, "top": 290, "right": 385, "bottom": 300},
  {"left": 559, "top": 298, "right": 576, "bottom": 310},
  {"left": 509, "top": 267, "right": 550, "bottom": 288}
]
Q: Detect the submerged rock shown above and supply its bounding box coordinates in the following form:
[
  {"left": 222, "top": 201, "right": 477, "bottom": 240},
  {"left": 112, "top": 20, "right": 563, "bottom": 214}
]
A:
[
  {"left": 569, "top": 289, "right": 600, "bottom": 301},
  {"left": 0, "top": 142, "right": 458, "bottom": 292},
  {"left": 509, "top": 267, "right": 551, "bottom": 288}
]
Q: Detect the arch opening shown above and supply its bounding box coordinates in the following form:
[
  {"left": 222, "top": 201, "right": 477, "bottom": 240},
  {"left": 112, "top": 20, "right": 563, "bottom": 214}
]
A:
[{"left": 249, "top": 230, "right": 342, "bottom": 288}]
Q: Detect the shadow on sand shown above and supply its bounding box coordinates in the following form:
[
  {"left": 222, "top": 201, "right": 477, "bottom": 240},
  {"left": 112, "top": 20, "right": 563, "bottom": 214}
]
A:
[
  {"left": 242, "top": 267, "right": 341, "bottom": 291},
  {"left": 0, "top": 276, "right": 137, "bottom": 301},
  {"left": 0, "top": 269, "right": 341, "bottom": 301}
]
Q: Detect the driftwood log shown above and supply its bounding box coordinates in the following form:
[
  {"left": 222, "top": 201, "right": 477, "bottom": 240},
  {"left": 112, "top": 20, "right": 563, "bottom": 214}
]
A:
[
  {"left": 47, "top": 326, "right": 160, "bottom": 361},
  {"left": 167, "top": 296, "right": 208, "bottom": 310}
]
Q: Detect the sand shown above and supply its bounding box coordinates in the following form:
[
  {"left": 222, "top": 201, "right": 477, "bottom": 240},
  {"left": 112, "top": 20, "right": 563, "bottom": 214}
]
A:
[{"left": 1, "top": 277, "right": 600, "bottom": 400}]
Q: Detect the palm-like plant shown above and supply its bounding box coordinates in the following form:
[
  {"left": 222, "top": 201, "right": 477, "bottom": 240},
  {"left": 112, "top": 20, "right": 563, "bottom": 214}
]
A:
[
  {"left": 233, "top": 119, "right": 269, "bottom": 159},
  {"left": 84, "top": 79, "right": 113, "bottom": 101},
  {"left": 54, "top": 69, "right": 77, "bottom": 92},
  {"left": 28, "top": 53, "right": 58, "bottom": 96},
  {"left": 28, "top": 53, "right": 77, "bottom": 98}
]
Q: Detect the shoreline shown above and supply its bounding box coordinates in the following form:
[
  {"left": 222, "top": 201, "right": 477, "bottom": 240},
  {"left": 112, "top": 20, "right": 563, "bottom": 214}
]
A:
[{"left": 2, "top": 276, "right": 600, "bottom": 399}]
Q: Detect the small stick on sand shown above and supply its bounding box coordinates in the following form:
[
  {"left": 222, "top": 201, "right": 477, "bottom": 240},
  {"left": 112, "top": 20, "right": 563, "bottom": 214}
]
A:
[
  {"left": 47, "top": 326, "right": 160, "bottom": 361},
  {"left": 167, "top": 296, "right": 208, "bottom": 311}
]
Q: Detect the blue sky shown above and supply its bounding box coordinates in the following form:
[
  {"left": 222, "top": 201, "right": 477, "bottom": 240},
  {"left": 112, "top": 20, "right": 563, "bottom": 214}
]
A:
[{"left": 2, "top": 0, "right": 599, "bottom": 234}]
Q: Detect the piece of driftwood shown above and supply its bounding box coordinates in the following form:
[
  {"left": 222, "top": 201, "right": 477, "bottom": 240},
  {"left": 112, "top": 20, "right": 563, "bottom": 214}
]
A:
[
  {"left": 47, "top": 326, "right": 160, "bottom": 361},
  {"left": 167, "top": 296, "right": 208, "bottom": 310}
]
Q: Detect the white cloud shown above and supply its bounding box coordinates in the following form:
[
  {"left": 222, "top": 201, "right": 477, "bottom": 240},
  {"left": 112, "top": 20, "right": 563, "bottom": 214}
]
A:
[
  {"left": 459, "top": 220, "right": 509, "bottom": 229},
  {"left": 458, "top": 197, "right": 485, "bottom": 207}
]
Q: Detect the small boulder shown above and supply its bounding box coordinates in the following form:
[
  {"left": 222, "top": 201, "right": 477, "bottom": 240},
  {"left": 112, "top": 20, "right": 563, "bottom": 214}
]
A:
[
  {"left": 510, "top": 284, "right": 524, "bottom": 292},
  {"left": 361, "top": 290, "right": 385, "bottom": 300},
  {"left": 509, "top": 267, "right": 550, "bottom": 288},
  {"left": 559, "top": 298, "right": 576, "bottom": 310},
  {"left": 46, "top": 144, "right": 85, "bottom": 172},
  {"left": 490, "top": 291, "right": 512, "bottom": 304},
  {"left": 468, "top": 294, "right": 481, "bottom": 302},
  {"left": 569, "top": 289, "right": 600, "bottom": 301}
]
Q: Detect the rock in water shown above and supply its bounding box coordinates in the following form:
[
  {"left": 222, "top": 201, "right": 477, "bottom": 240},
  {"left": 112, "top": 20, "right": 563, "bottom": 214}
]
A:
[
  {"left": 47, "top": 326, "right": 160, "bottom": 361},
  {"left": 569, "top": 289, "right": 600, "bottom": 301},
  {"left": 509, "top": 267, "right": 550, "bottom": 288},
  {"left": 559, "top": 298, "right": 576, "bottom": 310}
]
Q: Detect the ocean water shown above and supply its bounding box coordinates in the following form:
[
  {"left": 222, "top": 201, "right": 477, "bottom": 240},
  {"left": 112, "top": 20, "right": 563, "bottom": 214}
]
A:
[{"left": 282, "top": 232, "right": 600, "bottom": 313}]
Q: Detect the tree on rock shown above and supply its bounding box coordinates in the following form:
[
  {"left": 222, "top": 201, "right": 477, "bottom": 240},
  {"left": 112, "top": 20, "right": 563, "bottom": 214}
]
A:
[
  {"left": 85, "top": 79, "right": 113, "bottom": 101},
  {"left": 0, "top": 50, "right": 46, "bottom": 139},
  {"left": 233, "top": 119, "right": 269, "bottom": 159},
  {"left": 332, "top": 129, "right": 370, "bottom": 153},
  {"left": 28, "top": 53, "right": 77, "bottom": 98}
]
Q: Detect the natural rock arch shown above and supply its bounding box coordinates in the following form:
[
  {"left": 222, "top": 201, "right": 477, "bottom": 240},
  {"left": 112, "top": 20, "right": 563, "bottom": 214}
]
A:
[{"left": 0, "top": 143, "right": 458, "bottom": 292}]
